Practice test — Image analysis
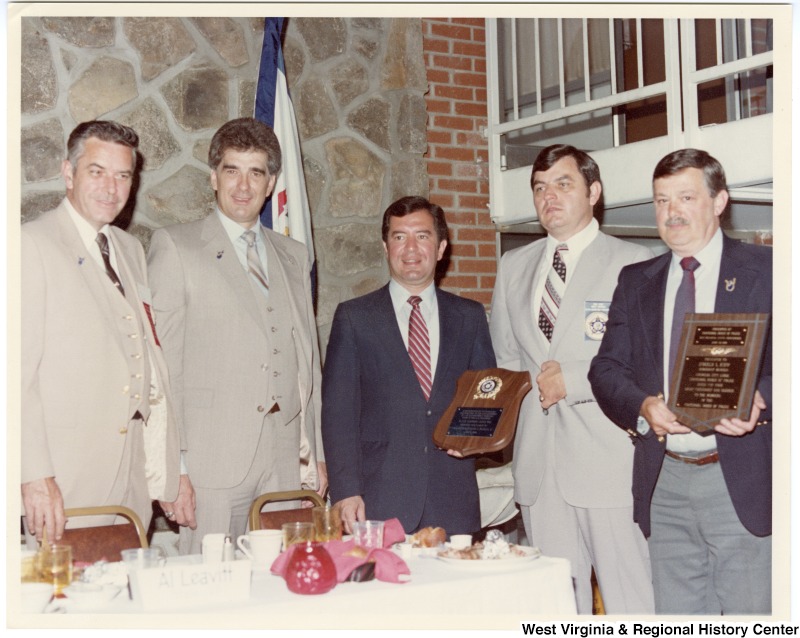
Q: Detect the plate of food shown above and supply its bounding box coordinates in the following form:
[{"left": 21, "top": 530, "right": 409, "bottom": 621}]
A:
[{"left": 437, "top": 530, "right": 541, "bottom": 570}]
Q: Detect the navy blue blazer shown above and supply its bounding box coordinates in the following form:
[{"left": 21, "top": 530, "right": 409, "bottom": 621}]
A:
[
  {"left": 589, "top": 234, "right": 772, "bottom": 537},
  {"left": 322, "top": 285, "right": 496, "bottom": 535}
]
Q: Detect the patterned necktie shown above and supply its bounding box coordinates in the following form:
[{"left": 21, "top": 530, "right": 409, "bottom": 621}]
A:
[
  {"left": 538, "top": 243, "right": 568, "bottom": 341},
  {"left": 407, "top": 296, "right": 432, "bottom": 401},
  {"left": 95, "top": 232, "right": 125, "bottom": 296},
  {"left": 242, "top": 230, "right": 269, "bottom": 294},
  {"left": 669, "top": 256, "right": 700, "bottom": 383}
]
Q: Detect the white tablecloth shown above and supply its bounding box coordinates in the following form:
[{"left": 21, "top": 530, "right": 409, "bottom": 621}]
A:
[{"left": 23, "top": 552, "right": 577, "bottom": 630}]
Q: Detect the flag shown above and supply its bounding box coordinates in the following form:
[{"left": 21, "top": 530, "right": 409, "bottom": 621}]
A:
[{"left": 255, "top": 17, "right": 315, "bottom": 269}]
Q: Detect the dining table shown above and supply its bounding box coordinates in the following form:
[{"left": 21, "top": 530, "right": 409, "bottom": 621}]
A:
[{"left": 19, "top": 548, "right": 578, "bottom": 630}]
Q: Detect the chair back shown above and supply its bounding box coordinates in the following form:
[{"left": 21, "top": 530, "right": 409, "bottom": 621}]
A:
[
  {"left": 62, "top": 505, "right": 148, "bottom": 563},
  {"left": 248, "top": 489, "right": 325, "bottom": 531}
]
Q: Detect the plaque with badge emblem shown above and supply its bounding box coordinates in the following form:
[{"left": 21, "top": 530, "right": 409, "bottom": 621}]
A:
[
  {"left": 433, "top": 368, "right": 532, "bottom": 455},
  {"left": 668, "top": 313, "right": 770, "bottom": 435}
]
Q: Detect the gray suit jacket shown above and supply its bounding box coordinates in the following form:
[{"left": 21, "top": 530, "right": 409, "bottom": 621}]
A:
[
  {"left": 21, "top": 201, "right": 180, "bottom": 519},
  {"left": 490, "top": 231, "right": 652, "bottom": 508},
  {"left": 147, "top": 212, "right": 322, "bottom": 490}
]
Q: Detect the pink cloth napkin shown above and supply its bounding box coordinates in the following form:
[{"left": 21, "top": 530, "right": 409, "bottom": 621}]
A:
[{"left": 270, "top": 517, "right": 410, "bottom": 584}]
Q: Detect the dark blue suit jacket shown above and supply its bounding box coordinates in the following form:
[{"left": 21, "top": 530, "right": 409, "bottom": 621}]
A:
[
  {"left": 322, "top": 285, "right": 496, "bottom": 535},
  {"left": 589, "top": 234, "right": 772, "bottom": 537}
]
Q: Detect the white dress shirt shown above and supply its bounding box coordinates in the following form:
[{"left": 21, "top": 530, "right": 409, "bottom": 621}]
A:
[
  {"left": 389, "top": 279, "right": 440, "bottom": 381},
  {"left": 662, "top": 228, "right": 723, "bottom": 453}
]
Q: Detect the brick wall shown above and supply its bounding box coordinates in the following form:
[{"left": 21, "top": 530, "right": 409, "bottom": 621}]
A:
[{"left": 422, "top": 18, "right": 496, "bottom": 308}]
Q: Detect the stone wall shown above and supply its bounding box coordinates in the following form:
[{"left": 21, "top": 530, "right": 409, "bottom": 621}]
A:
[{"left": 19, "top": 16, "right": 433, "bottom": 352}]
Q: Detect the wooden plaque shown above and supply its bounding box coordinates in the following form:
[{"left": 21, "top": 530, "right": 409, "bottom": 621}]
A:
[
  {"left": 433, "top": 368, "right": 532, "bottom": 456},
  {"left": 668, "top": 312, "right": 770, "bottom": 435}
]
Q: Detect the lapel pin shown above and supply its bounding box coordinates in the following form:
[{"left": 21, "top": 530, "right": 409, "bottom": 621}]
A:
[
  {"left": 725, "top": 277, "right": 736, "bottom": 292},
  {"left": 217, "top": 250, "right": 224, "bottom": 259},
  {"left": 78, "top": 256, "right": 85, "bottom": 265}
]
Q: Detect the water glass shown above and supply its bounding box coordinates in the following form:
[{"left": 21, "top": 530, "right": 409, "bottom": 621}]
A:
[{"left": 352, "top": 520, "right": 384, "bottom": 549}]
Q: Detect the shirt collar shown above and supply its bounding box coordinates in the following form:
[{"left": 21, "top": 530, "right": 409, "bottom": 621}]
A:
[
  {"left": 546, "top": 217, "right": 599, "bottom": 255},
  {"left": 389, "top": 279, "right": 437, "bottom": 314},
  {"left": 670, "top": 227, "right": 723, "bottom": 271},
  {"left": 64, "top": 197, "right": 112, "bottom": 250},
  {"left": 216, "top": 208, "right": 261, "bottom": 245}
]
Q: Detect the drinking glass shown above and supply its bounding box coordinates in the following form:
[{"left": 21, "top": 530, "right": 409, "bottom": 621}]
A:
[
  {"left": 312, "top": 506, "right": 342, "bottom": 542},
  {"left": 36, "top": 544, "right": 73, "bottom": 595},
  {"left": 281, "top": 522, "right": 314, "bottom": 550},
  {"left": 351, "top": 520, "right": 384, "bottom": 549}
]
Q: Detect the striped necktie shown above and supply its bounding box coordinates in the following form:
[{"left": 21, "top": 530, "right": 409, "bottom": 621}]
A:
[
  {"left": 95, "top": 232, "right": 125, "bottom": 297},
  {"left": 407, "top": 296, "right": 432, "bottom": 401},
  {"left": 538, "top": 243, "right": 568, "bottom": 341},
  {"left": 242, "top": 230, "right": 269, "bottom": 295}
]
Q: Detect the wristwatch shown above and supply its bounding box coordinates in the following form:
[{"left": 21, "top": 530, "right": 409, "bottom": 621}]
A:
[{"left": 636, "top": 416, "right": 651, "bottom": 435}]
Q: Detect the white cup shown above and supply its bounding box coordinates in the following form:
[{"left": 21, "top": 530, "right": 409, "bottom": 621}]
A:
[
  {"left": 236, "top": 529, "right": 283, "bottom": 566},
  {"left": 201, "top": 533, "right": 226, "bottom": 563},
  {"left": 450, "top": 534, "right": 472, "bottom": 549}
]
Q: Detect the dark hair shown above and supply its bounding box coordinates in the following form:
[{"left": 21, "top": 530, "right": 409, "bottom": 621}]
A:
[
  {"left": 67, "top": 120, "right": 139, "bottom": 168},
  {"left": 381, "top": 196, "right": 449, "bottom": 244},
  {"left": 652, "top": 148, "right": 728, "bottom": 198},
  {"left": 208, "top": 117, "right": 282, "bottom": 176},
  {"left": 530, "top": 144, "right": 601, "bottom": 193}
]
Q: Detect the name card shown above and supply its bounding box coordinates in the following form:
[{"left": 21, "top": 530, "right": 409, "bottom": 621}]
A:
[{"left": 130, "top": 558, "right": 252, "bottom": 610}]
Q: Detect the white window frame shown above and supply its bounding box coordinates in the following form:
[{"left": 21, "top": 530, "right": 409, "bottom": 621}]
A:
[{"left": 485, "top": 16, "right": 774, "bottom": 226}]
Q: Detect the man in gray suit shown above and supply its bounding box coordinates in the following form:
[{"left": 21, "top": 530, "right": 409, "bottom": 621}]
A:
[
  {"left": 22, "top": 120, "right": 180, "bottom": 543},
  {"left": 148, "top": 118, "right": 325, "bottom": 554},
  {"left": 489, "top": 145, "right": 654, "bottom": 614}
]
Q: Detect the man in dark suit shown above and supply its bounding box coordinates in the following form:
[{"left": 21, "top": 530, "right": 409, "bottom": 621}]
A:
[
  {"left": 589, "top": 149, "right": 771, "bottom": 614},
  {"left": 322, "top": 196, "right": 496, "bottom": 536}
]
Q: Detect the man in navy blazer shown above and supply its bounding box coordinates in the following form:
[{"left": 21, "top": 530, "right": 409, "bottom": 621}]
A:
[
  {"left": 322, "top": 196, "right": 496, "bottom": 536},
  {"left": 589, "top": 149, "right": 772, "bottom": 614}
]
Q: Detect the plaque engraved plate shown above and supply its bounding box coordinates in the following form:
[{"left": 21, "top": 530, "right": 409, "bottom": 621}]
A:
[
  {"left": 668, "top": 313, "right": 770, "bottom": 435},
  {"left": 446, "top": 407, "right": 504, "bottom": 438},
  {"left": 433, "top": 368, "right": 532, "bottom": 455}
]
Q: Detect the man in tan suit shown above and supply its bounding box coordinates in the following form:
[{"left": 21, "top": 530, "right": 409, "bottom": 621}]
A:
[
  {"left": 147, "top": 118, "right": 325, "bottom": 554},
  {"left": 21, "top": 120, "right": 180, "bottom": 544}
]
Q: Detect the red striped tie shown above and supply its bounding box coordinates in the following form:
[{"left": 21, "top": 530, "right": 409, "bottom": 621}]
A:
[{"left": 407, "top": 296, "right": 432, "bottom": 401}]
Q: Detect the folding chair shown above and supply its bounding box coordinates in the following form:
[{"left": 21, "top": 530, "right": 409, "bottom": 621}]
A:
[
  {"left": 61, "top": 505, "right": 148, "bottom": 563},
  {"left": 247, "top": 489, "right": 325, "bottom": 531}
]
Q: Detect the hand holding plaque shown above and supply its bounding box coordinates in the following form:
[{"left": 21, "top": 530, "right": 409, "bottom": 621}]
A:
[
  {"left": 667, "top": 313, "right": 770, "bottom": 435},
  {"left": 432, "top": 368, "right": 532, "bottom": 456}
]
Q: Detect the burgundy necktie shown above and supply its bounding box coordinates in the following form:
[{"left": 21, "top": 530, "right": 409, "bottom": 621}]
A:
[
  {"left": 407, "top": 296, "right": 432, "bottom": 401},
  {"left": 669, "top": 256, "right": 700, "bottom": 382}
]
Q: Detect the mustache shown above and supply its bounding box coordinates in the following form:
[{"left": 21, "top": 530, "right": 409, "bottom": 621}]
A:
[{"left": 665, "top": 217, "right": 689, "bottom": 227}]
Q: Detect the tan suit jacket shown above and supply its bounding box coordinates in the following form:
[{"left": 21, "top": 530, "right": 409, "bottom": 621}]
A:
[
  {"left": 21, "top": 201, "right": 180, "bottom": 527},
  {"left": 146, "top": 212, "right": 323, "bottom": 491}
]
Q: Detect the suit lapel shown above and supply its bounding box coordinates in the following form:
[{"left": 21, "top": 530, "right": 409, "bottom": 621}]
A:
[
  {"left": 637, "top": 254, "right": 670, "bottom": 387},
  {"left": 431, "top": 289, "right": 463, "bottom": 401},
  {"left": 55, "top": 206, "right": 130, "bottom": 359},
  {"left": 201, "top": 214, "right": 268, "bottom": 337},
  {"left": 714, "top": 235, "right": 756, "bottom": 313},
  {"left": 550, "top": 234, "right": 606, "bottom": 352}
]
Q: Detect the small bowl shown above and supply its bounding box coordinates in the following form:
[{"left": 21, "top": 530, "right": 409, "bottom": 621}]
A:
[
  {"left": 62, "top": 582, "right": 122, "bottom": 610},
  {"left": 20, "top": 582, "right": 54, "bottom": 613}
]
